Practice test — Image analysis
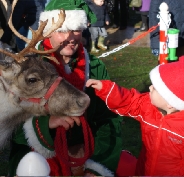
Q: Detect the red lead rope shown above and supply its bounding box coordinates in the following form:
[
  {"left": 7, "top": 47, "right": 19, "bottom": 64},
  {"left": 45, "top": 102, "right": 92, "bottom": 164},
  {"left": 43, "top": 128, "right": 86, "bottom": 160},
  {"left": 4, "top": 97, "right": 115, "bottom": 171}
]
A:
[{"left": 54, "top": 116, "right": 94, "bottom": 175}]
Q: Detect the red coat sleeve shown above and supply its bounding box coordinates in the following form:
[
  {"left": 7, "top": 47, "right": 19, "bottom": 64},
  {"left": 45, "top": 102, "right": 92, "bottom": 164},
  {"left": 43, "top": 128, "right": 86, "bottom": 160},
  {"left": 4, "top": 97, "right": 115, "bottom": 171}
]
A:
[{"left": 95, "top": 80, "right": 149, "bottom": 121}]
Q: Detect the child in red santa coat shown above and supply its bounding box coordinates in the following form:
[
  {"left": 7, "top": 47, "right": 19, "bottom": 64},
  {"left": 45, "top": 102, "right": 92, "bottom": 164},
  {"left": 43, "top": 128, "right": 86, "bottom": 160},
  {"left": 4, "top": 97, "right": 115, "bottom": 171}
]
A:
[{"left": 86, "top": 56, "right": 184, "bottom": 176}]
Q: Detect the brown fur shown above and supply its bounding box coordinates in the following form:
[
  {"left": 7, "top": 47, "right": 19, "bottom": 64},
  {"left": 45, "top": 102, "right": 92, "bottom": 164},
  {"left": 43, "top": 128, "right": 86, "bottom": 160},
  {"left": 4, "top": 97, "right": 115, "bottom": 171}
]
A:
[{"left": 0, "top": 56, "right": 90, "bottom": 149}]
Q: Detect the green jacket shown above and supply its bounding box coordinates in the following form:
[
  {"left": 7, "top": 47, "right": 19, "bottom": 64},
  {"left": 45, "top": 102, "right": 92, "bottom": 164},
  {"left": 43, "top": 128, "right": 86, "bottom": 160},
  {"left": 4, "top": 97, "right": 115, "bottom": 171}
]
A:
[{"left": 9, "top": 48, "right": 123, "bottom": 176}]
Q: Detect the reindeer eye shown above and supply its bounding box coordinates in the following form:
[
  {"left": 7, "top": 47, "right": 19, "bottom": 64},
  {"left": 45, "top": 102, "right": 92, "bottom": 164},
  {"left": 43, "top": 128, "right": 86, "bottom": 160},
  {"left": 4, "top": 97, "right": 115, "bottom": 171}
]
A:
[{"left": 28, "top": 78, "right": 38, "bottom": 83}]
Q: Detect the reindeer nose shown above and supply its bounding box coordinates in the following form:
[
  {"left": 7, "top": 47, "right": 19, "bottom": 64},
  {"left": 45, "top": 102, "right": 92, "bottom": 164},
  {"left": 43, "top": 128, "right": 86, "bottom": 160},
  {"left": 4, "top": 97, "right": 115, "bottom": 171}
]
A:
[
  {"left": 76, "top": 95, "right": 90, "bottom": 108},
  {"left": 76, "top": 99, "right": 86, "bottom": 107}
]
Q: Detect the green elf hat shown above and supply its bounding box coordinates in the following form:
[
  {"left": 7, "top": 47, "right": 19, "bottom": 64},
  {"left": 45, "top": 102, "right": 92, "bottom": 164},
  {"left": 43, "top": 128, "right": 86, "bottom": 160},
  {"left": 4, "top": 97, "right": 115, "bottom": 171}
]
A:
[{"left": 39, "top": 0, "right": 97, "bottom": 33}]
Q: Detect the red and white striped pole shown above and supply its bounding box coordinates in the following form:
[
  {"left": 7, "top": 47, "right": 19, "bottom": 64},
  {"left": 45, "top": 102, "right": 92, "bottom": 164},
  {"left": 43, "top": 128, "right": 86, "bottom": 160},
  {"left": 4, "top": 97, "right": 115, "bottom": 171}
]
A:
[{"left": 159, "top": 2, "right": 170, "bottom": 64}]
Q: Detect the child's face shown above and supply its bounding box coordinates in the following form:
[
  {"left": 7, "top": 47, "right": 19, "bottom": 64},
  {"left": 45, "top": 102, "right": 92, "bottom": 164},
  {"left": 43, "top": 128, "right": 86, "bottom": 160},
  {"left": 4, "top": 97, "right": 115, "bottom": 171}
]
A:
[
  {"left": 94, "top": 0, "right": 104, "bottom": 6},
  {"left": 149, "top": 85, "right": 168, "bottom": 110}
]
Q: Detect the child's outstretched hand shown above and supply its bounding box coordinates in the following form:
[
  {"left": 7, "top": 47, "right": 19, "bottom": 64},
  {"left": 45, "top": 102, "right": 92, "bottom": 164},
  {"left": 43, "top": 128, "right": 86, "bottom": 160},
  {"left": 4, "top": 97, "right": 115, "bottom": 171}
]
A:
[{"left": 86, "top": 79, "right": 102, "bottom": 90}]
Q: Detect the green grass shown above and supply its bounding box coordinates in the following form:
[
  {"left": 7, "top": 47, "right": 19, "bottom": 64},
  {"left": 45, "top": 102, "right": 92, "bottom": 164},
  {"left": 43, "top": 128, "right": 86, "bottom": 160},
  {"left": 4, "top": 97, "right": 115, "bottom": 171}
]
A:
[
  {"left": 100, "top": 46, "right": 157, "bottom": 91},
  {"left": 97, "top": 46, "right": 158, "bottom": 157}
]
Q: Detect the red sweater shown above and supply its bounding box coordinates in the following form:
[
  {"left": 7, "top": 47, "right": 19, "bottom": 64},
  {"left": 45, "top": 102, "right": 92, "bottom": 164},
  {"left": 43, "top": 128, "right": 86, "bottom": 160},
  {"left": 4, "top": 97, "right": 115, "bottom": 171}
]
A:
[{"left": 95, "top": 80, "right": 184, "bottom": 176}]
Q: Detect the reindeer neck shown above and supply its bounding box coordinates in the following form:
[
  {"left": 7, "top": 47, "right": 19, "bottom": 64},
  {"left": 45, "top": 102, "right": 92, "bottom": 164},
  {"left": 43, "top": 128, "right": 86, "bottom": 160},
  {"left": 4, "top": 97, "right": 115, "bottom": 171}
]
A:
[
  {"left": 0, "top": 78, "right": 33, "bottom": 149},
  {"left": 0, "top": 77, "right": 24, "bottom": 119},
  {"left": 0, "top": 94, "right": 21, "bottom": 119}
]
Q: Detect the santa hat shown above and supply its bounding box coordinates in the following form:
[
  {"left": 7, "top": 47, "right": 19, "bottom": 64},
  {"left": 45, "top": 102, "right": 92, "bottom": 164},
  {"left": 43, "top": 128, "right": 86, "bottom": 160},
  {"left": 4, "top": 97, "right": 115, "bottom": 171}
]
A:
[
  {"left": 39, "top": 0, "right": 97, "bottom": 33},
  {"left": 150, "top": 56, "right": 184, "bottom": 110}
]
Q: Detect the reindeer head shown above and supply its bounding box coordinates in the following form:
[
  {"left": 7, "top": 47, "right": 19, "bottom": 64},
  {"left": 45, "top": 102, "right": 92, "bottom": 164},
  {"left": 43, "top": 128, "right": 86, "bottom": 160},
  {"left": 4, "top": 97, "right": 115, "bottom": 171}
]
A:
[
  {"left": 0, "top": 0, "right": 90, "bottom": 118},
  {"left": 0, "top": 0, "right": 90, "bottom": 150}
]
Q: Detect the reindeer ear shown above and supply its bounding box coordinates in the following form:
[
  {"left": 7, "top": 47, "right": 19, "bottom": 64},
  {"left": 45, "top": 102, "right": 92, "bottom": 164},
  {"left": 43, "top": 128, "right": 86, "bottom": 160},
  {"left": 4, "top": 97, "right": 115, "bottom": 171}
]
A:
[
  {"left": 5, "top": 55, "right": 14, "bottom": 63},
  {"left": 0, "top": 58, "right": 21, "bottom": 78},
  {"left": 0, "top": 60, "right": 11, "bottom": 70},
  {"left": 0, "top": 55, "right": 15, "bottom": 70}
]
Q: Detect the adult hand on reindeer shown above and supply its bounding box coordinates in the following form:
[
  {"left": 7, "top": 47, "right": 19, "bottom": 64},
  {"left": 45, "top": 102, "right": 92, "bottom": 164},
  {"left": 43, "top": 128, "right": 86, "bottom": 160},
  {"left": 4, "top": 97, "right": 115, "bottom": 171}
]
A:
[{"left": 49, "top": 116, "right": 81, "bottom": 130}]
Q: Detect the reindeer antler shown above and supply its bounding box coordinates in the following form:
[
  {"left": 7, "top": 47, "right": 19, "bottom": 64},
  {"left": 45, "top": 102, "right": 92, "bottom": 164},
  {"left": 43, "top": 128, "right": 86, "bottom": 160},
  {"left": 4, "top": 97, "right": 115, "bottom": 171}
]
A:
[{"left": 0, "top": 0, "right": 66, "bottom": 63}]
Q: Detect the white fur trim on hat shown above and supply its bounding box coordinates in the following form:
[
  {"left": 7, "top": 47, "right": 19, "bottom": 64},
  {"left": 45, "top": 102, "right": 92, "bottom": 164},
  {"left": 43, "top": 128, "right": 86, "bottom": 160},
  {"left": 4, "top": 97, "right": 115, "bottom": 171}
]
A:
[
  {"left": 150, "top": 65, "right": 184, "bottom": 110},
  {"left": 39, "top": 10, "right": 87, "bottom": 33},
  {"left": 85, "top": 159, "right": 114, "bottom": 176}
]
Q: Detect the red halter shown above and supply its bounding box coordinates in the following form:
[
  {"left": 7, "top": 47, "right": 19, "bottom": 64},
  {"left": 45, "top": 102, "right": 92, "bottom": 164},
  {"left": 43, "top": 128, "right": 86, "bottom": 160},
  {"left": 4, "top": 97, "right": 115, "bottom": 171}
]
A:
[{"left": 19, "top": 77, "right": 62, "bottom": 112}]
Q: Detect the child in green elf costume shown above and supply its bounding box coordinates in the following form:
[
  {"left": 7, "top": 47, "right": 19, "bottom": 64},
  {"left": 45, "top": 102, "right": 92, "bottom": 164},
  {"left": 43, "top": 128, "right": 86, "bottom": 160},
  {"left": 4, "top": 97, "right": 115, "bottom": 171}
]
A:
[{"left": 8, "top": 0, "right": 137, "bottom": 176}]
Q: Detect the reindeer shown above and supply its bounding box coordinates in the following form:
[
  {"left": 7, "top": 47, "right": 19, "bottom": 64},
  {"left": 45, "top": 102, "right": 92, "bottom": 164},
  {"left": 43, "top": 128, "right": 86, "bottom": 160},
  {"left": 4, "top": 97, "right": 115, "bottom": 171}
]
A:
[{"left": 0, "top": 0, "right": 90, "bottom": 150}]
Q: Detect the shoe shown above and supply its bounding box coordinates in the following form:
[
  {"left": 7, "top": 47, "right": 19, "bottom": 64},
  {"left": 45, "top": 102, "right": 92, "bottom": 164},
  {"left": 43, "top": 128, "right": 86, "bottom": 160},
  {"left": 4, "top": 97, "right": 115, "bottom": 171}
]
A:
[
  {"left": 152, "top": 48, "right": 159, "bottom": 56},
  {"left": 112, "top": 24, "right": 119, "bottom": 28},
  {"left": 97, "top": 36, "right": 107, "bottom": 51},
  {"left": 90, "top": 46, "right": 99, "bottom": 53},
  {"left": 136, "top": 23, "right": 148, "bottom": 32},
  {"left": 97, "top": 43, "right": 107, "bottom": 50},
  {"left": 90, "top": 47, "right": 99, "bottom": 53},
  {"left": 90, "top": 41, "right": 99, "bottom": 53},
  {"left": 136, "top": 28, "right": 148, "bottom": 32}
]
